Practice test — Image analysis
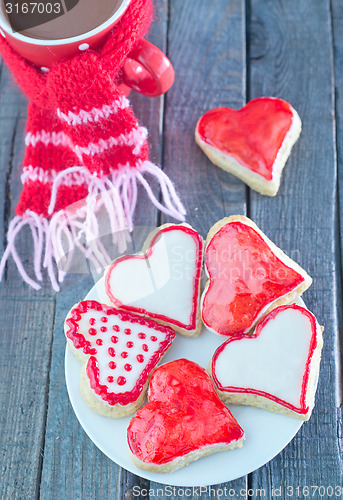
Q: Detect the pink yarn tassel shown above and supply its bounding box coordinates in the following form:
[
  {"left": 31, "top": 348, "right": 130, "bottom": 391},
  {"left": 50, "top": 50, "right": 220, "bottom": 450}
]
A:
[
  {"left": 0, "top": 215, "right": 42, "bottom": 290},
  {"left": 0, "top": 161, "right": 186, "bottom": 289}
]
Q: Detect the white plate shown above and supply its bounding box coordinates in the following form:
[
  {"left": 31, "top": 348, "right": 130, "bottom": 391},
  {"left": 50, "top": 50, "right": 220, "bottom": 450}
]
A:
[{"left": 65, "top": 277, "right": 304, "bottom": 487}]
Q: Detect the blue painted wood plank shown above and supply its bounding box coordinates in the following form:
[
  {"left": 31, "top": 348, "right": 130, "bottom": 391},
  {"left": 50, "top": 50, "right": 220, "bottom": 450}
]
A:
[
  {"left": 0, "top": 64, "right": 56, "bottom": 499},
  {"left": 150, "top": 0, "right": 248, "bottom": 495},
  {"left": 248, "top": 0, "right": 343, "bottom": 494}
]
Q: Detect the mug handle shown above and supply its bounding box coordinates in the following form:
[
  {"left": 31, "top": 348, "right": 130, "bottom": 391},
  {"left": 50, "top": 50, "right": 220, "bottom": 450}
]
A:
[{"left": 119, "top": 39, "right": 175, "bottom": 97}]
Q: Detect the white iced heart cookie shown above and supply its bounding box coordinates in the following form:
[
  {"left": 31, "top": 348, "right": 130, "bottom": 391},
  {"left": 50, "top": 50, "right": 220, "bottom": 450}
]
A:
[
  {"left": 105, "top": 224, "right": 204, "bottom": 336},
  {"left": 210, "top": 304, "right": 323, "bottom": 420},
  {"left": 65, "top": 300, "right": 175, "bottom": 418}
]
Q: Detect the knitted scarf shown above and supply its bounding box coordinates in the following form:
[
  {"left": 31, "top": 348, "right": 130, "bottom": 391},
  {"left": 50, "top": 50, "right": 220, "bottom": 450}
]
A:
[{"left": 0, "top": 0, "right": 185, "bottom": 291}]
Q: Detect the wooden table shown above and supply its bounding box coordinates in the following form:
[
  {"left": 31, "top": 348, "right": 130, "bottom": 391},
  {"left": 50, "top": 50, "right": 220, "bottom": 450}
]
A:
[{"left": 1, "top": 1, "right": 342, "bottom": 498}]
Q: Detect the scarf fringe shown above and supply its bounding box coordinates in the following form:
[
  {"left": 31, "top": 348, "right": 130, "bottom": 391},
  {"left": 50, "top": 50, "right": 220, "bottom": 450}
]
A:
[{"left": 0, "top": 162, "right": 186, "bottom": 291}]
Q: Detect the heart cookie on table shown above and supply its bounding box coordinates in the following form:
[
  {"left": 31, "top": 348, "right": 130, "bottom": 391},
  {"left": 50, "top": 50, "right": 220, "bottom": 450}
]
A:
[
  {"left": 127, "top": 358, "right": 244, "bottom": 473},
  {"left": 195, "top": 97, "right": 301, "bottom": 196},
  {"left": 201, "top": 215, "right": 312, "bottom": 336},
  {"left": 210, "top": 304, "right": 323, "bottom": 420},
  {"left": 65, "top": 300, "right": 175, "bottom": 417},
  {"left": 105, "top": 224, "right": 204, "bottom": 337}
]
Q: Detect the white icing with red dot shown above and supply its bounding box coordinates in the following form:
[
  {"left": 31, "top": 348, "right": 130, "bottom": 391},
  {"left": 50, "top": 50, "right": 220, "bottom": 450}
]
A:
[{"left": 77, "top": 309, "right": 170, "bottom": 393}]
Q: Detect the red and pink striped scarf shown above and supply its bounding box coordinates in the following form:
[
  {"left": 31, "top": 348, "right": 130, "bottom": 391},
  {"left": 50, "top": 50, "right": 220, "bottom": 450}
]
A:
[{"left": 0, "top": 0, "right": 185, "bottom": 290}]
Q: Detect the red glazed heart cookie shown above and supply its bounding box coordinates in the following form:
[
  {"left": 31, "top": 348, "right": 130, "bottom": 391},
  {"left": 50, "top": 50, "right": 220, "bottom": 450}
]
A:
[
  {"left": 127, "top": 358, "right": 244, "bottom": 473},
  {"left": 195, "top": 97, "right": 302, "bottom": 196},
  {"left": 65, "top": 300, "right": 175, "bottom": 417},
  {"left": 201, "top": 215, "right": 312, "bottom": 336},
  {"left": 210, "top": 304, "right": 323, "bottom": 420},
  {"left": 105, "top": 224, "right": 204, "bottom": 337}
]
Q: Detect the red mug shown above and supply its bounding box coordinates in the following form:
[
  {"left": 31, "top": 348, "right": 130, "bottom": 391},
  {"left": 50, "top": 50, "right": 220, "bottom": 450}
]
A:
[{"left": 0, "top": 0, "right": 174, "bottom": 97}]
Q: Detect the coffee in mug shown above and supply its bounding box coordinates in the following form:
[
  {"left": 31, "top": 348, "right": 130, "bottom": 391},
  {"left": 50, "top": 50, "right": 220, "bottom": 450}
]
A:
[
  {"left": 0, "top": 0, "right": 174, "bottom": 97},
  {"left": 2, "top": 0, "right": 122, "bottom": 40}
]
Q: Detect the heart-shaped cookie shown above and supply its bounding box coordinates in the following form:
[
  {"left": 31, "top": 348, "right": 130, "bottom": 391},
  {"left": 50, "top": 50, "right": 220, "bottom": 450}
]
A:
[
  {"left": 195, "top": 97, "right": 301, "bottom": 196},
  {"left": 210, "top": 304, "right": 323, "bottom": 420},
  {"left": 127, "top": 358, "right": 244, "bottom": 473},
  {"left": 65, "top": 300, "right": 175, "bottom": 417},
  {"left": 105, "top": 224, "right": 204, "bottom": 336},
  {"left": 201, "top": 215, "right": 312, "bottom": 336}
]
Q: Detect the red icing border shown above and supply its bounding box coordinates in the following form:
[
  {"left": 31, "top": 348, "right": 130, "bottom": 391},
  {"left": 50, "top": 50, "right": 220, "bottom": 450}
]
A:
[
  {"left": 105, "top": 225, "right": 203, "bottom": 331},
  {"left": 211, "top": 304, "right": 319, "bottom": 415},
  {"left": 65, "top": 300, "right": 175, "bottom": 406}
]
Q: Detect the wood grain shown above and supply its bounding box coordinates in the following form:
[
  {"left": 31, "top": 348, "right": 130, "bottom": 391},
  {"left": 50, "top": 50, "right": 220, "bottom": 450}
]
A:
[
  {"left": 0, "top": 62, "right": 57, "bottom": 500},
  {"left": 332, "top": 0, "right": 343, "bottom": 404},
  {"left": 248, "top": 0, "right": 343, "bottom": 493},
  {"left": 159, "top": 0, "right": 247, "bottom": 235}
]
